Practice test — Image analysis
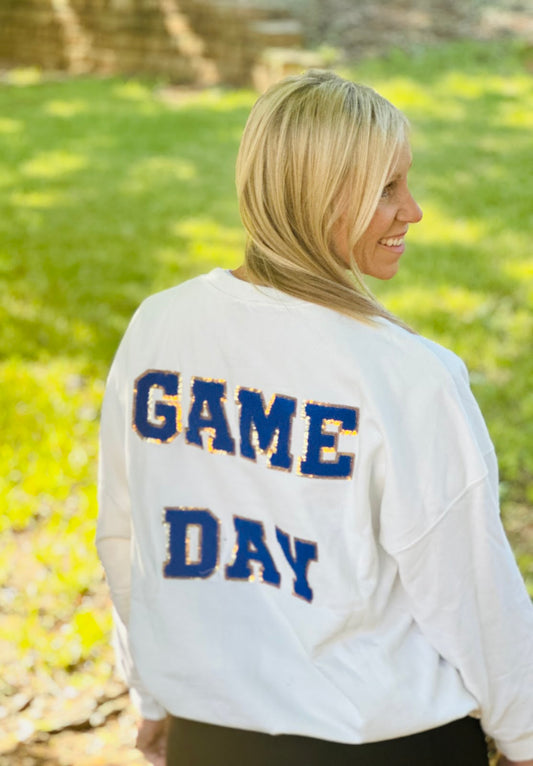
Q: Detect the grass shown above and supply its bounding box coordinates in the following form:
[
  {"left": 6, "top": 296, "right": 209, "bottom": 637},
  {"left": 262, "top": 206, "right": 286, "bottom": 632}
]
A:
[{"left": 0, "top": 38, "right": 532, "bottom": 737}]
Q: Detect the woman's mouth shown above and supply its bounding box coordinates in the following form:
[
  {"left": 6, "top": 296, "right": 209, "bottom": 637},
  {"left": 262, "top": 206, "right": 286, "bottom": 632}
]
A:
[{"left": 378, "top": 236, "right": 406, "bottom": 252}]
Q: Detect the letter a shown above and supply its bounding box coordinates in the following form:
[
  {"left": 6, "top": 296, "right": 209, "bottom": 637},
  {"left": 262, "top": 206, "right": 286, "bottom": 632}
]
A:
[
  {"left": 186, "top": 378, "right": 235, "bottom": 454},
  {"left": 225, "top": 517, "right": 281, "bottom": 586}
]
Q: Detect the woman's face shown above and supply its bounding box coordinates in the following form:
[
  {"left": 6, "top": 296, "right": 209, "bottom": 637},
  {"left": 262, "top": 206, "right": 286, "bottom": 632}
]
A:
[{"left": 335, "top": 143, "right": 423, "bottom": 280}]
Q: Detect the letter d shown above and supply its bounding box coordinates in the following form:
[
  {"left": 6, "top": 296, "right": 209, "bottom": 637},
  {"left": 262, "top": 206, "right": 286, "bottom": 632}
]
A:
[{"left": 164, "top": 508, "right": 219, "bottom": 578}]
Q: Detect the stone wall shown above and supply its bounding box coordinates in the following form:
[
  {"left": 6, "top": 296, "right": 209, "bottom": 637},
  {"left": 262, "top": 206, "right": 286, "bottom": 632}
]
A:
[
  {"left": 284, "top": 0, "right": 532, "bottom": 60},
  {"left": 0, "top": 0, "right": 305, "bottom": 86},
  {"left": 4, "top": 0, "right": 525, "bottom": 88}
]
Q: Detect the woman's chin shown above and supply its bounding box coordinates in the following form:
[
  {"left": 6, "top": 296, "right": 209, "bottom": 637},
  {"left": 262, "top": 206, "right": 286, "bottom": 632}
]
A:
[{"left": 368, "top": 262, "right": 401, "bottom": 281}]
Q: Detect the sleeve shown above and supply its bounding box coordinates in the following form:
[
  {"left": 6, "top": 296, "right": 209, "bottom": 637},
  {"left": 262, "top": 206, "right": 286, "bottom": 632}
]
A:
[
  {"left": 378, "top": 359, "right": 533, "bottom": 760},
  {"left": 96, "top": 350, "right": 167, "bottom": 721},
  {"left": 392, "top": 477, "right": 533, "bottom": 760}
]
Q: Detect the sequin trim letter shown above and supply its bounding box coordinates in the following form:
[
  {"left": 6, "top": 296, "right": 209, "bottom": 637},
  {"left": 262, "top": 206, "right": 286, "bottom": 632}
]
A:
[
  {"left": 225, "top": 516, "right": 281, "bottom": 586},
  {"left": 133, "top": 370, "right": 180, "bottom": 443},
  {"left": 185, "top": 378, "right": 235, "bottom": 454},
  {"left": 236, "top": 388, "right": 296, "bottom": 470},
  {"left": 299, "top": 402, "right": 358, "bottom": 478},
  {"left": 276, "top": 527, "right": 318, "bottom": 603},
  {"left": 163, "top": 508, "right": 219, "bottom": 579}
]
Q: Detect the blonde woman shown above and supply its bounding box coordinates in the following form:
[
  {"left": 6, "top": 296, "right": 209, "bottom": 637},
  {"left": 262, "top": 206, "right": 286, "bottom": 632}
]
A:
[{"left": 97, "top": 71, "right": 533, "bottom": 766}]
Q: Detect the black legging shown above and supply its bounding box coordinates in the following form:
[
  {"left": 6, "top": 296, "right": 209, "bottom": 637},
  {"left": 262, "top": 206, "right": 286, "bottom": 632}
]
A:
[{"left": 166, "top": 715, "right": 489, "bottom": 766}]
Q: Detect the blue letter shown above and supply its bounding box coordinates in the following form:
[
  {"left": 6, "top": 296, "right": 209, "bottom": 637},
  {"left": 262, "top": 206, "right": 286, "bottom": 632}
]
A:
[
  {"left": 299, "top": 402, "right": 357, "bottom": 478},
  {"left": 276, "top": 527, "right": 317, "bottom": 603},
  {"left": 133, "top": 370, "right": 179, "bottom": 443},
  {"left": 225, "top": 517, "right": 281, "bottom": 586},
  {"left": 186, "top": 378, "right": 235, "bottom": 454},
  {"left": 237, "top": 388, "right": 296, "bottom": 470},
  {"left": 164, "top": 508, "right": 219, "bottom": 578}
]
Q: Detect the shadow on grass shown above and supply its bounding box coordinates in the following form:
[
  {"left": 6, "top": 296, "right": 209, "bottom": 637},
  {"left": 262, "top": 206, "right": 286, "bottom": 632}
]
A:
[{"left": 0, "top": 78, "right": 252, "bottom": 373}]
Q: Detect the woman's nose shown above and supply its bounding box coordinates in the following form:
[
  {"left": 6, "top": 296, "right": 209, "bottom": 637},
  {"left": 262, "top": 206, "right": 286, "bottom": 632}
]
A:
[{"left": 399, "top": 192, "right": 423, "bottom": 223}]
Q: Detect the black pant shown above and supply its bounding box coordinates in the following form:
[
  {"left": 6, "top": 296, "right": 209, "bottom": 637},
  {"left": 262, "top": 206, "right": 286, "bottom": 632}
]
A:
[{"left": 166, "top": 715, "right": 489, "bottom": 766}]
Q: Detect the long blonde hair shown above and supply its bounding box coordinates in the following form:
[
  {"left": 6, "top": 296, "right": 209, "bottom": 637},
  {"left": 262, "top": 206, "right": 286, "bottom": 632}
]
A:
[{"left": 235, "top": 69, "right": 410, "bottom": 326}]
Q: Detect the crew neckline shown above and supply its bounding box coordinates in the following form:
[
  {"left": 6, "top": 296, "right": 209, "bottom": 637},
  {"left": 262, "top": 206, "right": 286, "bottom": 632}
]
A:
[
  {"left": 204, "top": 267, "right": 305, "bottom": 307},
  {"left": 203, "top": 268, "right": 396, "bottom": 335}
]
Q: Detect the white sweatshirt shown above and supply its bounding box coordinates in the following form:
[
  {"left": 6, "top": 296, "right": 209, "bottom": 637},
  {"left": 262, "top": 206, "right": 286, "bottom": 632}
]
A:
[{"left": 97, "top": 268, "right": 533, "bottom": 760}]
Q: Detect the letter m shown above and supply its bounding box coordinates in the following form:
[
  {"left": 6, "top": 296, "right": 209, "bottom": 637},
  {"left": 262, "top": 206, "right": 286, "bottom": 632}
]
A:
[{"left": 237, "top": 388, "right": 296, "bottom": 471}]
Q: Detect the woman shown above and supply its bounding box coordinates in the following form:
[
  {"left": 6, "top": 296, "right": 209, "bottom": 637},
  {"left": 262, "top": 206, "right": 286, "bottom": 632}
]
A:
[{"left": 97, "top": 70, "right": 533, "bottom": 766}]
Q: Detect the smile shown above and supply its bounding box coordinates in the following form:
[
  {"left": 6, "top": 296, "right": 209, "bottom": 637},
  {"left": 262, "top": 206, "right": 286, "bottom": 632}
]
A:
[{"left": 379, "top": 236, "right": 405, "bottom": 247}]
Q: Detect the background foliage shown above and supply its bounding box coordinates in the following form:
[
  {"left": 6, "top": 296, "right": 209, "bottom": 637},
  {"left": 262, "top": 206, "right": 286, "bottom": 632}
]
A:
[{"left": 1, "top": 38, "right": 531, "bottom": 763}]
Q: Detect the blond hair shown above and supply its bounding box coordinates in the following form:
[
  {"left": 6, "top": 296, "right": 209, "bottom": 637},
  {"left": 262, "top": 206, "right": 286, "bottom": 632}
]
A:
[{"left": 235, "top": 69, "right": 410, "bottom": 326}]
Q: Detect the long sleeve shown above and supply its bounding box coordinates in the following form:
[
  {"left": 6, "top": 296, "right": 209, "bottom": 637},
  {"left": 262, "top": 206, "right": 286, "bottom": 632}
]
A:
[
  {"left": 96, "top": 359, "right": 167, "bottom": 721},
  {"left": 392, "top": 476, "right": 533, "bottom": 760}
]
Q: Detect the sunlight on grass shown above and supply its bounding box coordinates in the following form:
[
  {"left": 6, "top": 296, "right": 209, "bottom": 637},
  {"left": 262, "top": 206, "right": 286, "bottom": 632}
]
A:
[
  {"left": 0, "top": 294, "right": 97, "bottom": 359},
  {"left": 0, "top": 356, "right": 107, "bottom": 679},
  {"left": 5, "top": 67, "right": 43, "bottom": 86},
  {"left": 373, "top": 77, "right": 450, "bottom": 111},
  {"left": 22, "top": 150, "right": 89, "bottom": 178},
  {"left": 172, "top": 217, "right": 245, "bottom": 258},
  {"left": 0, "top": 117, "right": 23, "bottom": 134},
  {"left": 44, "top": 99, "right": 89, "bottom": 118},
  {"left": 499, "top": 100, "right": 533, "bottom": 128},
  {"left": 413, "top": 203, "right": 487, "bottom": 244},
  {"left": 502, "top": 259, "right": 533, "bottom": 289},
  {"left": 350, "top": 74, "right": 468, "bottom": 121},
  {"left": 0, "top": 360, "right": 102, "bottom": 534},
  {"left": 149, "top": 219, "right": 244, "bottom": 291},
  {"left": 389, "top": 285, "right": 489, "bottom": 319},
  {"left": 9, "top": 190, "right": 66, "bottom": 209},
  {"left": 113, "top": 80, "right": 153, "bottom": 102},
  {"left": 126, "top": 155, "right": 198, "bottom": 185},
  {"left": 440, "top": 71, "right": 489, "bottom": 98},
  {"left": 157, "top": 85, "right": 256, "bottom": 112}
]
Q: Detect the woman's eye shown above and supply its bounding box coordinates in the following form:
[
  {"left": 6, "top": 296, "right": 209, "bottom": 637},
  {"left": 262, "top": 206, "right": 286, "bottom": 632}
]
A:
[{"left": 381, "top": 182, "right": 395, "bottom": 198}]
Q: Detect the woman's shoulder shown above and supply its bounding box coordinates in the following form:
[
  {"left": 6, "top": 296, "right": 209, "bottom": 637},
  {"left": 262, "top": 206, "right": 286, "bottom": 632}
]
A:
[
  {"left": 136, "top": 272, "right": 212, "bottom": 315},
  {"left": 120, "top": 272, "right": 220, "bottom": 341},
  {"left": 375, "top": 319, "right": 494, "bottom": 461},
  {"left": 414, "top": 334, "right": 469, "bottom": 382},
  {"left": 372, "top": 318, "right": 468, "bottom": 392}
]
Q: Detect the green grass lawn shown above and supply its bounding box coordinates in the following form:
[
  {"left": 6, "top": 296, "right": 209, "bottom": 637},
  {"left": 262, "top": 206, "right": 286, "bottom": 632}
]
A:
[{"left": 0, "top": 38, "right": 532, "bottom": 727}]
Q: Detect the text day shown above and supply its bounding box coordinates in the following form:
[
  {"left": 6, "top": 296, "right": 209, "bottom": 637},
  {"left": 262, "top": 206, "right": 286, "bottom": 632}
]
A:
[{"left": 164, "top": 508, "right": 318, "bottom": 603}]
